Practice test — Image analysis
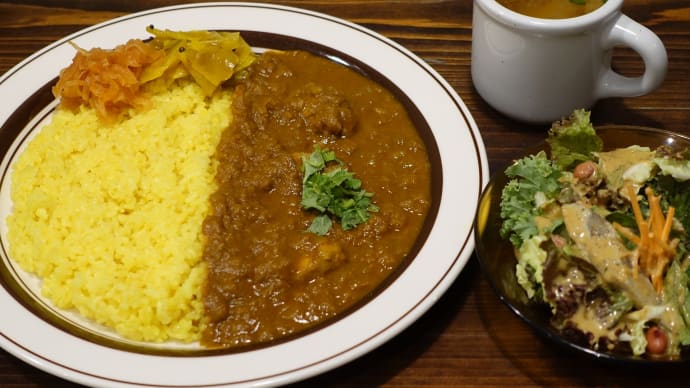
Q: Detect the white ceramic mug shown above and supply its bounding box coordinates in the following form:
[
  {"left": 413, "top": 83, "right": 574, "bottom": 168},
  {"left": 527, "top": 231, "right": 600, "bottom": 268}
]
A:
[{"left": 471, "top": 0, "right": 667, "bottom": 124}]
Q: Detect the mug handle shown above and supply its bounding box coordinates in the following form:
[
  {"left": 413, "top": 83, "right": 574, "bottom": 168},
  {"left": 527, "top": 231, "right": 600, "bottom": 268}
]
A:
[{"left": 595, "top": 14, "right": 667, "bottom": 99}]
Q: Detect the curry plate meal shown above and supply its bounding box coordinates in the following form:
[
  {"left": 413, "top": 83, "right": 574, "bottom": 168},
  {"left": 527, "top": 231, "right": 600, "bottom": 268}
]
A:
[
  {"left": 499, "top": 110, "right": 690, "bottom": 358},
  {"left": 5, "top": 26, "right": 431, "bottom": 348}
]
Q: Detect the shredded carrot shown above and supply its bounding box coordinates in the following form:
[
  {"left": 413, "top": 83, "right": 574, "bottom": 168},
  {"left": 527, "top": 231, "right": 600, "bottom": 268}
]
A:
[
  {"left": 52, "top": 39, "right": 164, "bottom": 122},
  {"left": 613, "top": 182, "right": 678, "bottom": 293},
  {"left": 662, "top": 207, "right": 675, "bottom": 242}
]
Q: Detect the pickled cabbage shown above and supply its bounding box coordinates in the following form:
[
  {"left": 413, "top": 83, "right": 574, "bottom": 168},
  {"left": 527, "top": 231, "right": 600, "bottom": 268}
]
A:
[{"left": 141, "top": 26, "right": 256, "bottom": 96}]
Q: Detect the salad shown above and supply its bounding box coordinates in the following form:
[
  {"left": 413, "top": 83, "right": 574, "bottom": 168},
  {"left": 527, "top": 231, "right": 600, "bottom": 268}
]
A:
[{"left": 499, "top": 109, "right": 690, "bottom": 358}]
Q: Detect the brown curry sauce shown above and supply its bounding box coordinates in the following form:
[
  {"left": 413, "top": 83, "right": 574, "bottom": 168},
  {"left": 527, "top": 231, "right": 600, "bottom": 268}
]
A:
[{"left": 201, "top": 50, "right": 431, "bottom": 348}]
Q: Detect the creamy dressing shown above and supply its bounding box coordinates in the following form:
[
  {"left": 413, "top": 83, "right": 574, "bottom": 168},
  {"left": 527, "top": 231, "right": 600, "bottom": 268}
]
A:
[
  {"left": 550, "top": 265, "right": 588, "bottom": 303},
  {"left": 533, "top": 202, "right": 562, "bottom": 234},
  {"left": 567, "top": 304, "right": 616, "bottom": 346},
  {"left": 597, "top": 146, "right": 653, "bottom": 191},
  {"left": 561, "top": 203, "right": 659, "bottom": 307}
]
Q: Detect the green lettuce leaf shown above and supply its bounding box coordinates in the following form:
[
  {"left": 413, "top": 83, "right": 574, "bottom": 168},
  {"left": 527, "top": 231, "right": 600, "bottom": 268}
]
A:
[
  {"left": 546, "top": 109, "right": 603, "bottom": 170},
  {"left": 664, "top": 260, "right": 690, "bottom": 347},
  {"left": 515, "top": 235, "right": 548, "bottom": 300},
  {"left": 500, "top": 151, "right": 562, "bottom": 247}
]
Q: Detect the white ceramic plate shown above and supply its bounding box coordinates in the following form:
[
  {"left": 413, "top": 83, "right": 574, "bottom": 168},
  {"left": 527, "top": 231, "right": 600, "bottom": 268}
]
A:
[{"left": 0, "top": 2, "right": 488, "bottom": 387}]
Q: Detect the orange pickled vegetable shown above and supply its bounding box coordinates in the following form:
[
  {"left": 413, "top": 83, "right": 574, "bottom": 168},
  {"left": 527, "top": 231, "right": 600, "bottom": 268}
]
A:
[
  {"left": 52, "top": 39, "right": 164, "bottom": 122},
  {"left": 53, "top": 27, "right": 256, "bottom": 123}
]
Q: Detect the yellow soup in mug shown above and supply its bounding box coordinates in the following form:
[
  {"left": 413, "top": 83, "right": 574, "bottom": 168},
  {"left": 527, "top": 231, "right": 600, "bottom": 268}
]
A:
[{"left": 496, "top": 0, "right": 607, "bottom": 19}]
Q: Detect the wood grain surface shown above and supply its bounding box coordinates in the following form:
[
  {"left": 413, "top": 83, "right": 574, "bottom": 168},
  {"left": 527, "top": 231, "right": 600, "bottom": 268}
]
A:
[{"left": 1, "top": 1, "right": 689, "bottom": 387}]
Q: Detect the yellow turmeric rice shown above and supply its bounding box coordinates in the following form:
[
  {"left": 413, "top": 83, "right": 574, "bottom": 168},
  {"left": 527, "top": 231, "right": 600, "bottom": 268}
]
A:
[{"left": 6, "top": 80, "right": 232, "bottom": 342}]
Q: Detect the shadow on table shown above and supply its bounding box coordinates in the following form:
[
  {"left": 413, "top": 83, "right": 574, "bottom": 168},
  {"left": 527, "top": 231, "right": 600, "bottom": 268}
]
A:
[
  {"left": 290, "top": 257, "right": 477, "bottom": 387},
  {"left": 0, "top": 349, "right": 82, "bottom": 387},
  {"left": 592, "top": 99, "right": 667, "bottom": 129}
]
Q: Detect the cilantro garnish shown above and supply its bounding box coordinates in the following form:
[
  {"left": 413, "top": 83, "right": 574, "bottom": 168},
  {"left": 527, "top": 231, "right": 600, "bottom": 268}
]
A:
[{"left": 301, "top": 146, "right": 379, "bottom": 236}]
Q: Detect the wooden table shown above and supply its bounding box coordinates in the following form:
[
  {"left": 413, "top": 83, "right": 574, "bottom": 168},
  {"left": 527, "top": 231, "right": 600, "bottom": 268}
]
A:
[{"left": 1, "top": 1, "right": 689, "bottom": 387}]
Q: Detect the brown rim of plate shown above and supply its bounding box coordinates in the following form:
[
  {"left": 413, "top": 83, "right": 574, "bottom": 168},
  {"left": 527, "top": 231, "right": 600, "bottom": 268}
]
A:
[{"left": 0, "top": 31, "right": 443, "bottom": 356}]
